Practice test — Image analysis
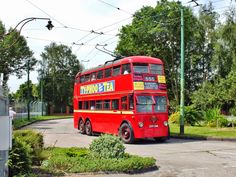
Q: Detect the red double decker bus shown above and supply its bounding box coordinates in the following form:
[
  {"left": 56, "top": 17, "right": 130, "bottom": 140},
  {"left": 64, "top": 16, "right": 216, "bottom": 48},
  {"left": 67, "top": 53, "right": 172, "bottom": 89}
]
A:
[{"left": 73, "top": 56, "right": 169, "bottom": 143}]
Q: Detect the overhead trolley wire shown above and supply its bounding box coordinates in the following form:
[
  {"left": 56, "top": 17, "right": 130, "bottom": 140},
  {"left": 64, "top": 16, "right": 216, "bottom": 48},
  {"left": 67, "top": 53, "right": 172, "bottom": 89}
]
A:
[
  {"left": 25, "top": 0, "right": 66, "bottom": 27},
  {"left": 97, "top": 0, "right": 133, "bottom": 15}
]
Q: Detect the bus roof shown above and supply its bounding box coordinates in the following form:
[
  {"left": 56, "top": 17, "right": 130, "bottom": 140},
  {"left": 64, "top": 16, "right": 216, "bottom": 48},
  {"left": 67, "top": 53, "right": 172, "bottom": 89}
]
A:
[{"left": 76, "top": 56, "right": 163, "bottom": 77}]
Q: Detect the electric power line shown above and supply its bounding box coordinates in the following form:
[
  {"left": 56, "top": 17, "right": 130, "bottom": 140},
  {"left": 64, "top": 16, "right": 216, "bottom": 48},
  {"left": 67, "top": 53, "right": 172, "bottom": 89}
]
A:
[
  {"left": 97, "top": 0, "right": 133, "bottom": 15},
  {"left": 25, "top": 0, "right": 66, "bottom": 27}
]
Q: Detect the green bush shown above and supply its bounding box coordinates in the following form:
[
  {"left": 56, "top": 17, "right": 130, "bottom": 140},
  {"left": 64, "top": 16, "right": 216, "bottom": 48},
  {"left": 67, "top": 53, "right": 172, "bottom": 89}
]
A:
[
  {"left": 204, "top": 108, "right": 228, "bottom": 127},
  {"left": 8, "top": 137, "right": 32, "bottom": 177},
  {"left": 42, "top": 147, "right": 156, "bottom": 173},
  {"left": 13, "top": 129, "right": 44, "bottom": 164},
  {"left": 169, "top": 106, "right": 203, "bottom": 126},
  {"left": 229, "top": 107, "right": 236, "bottom": 116},
  {"left": 89, "top": 134, "right": 125, "bottom": 159},
  {"left": 184, "top": 106, "right": 204, "bottom": 126},
  {"left": 169, "top": 112, "right": 180, "bottom": 124}
]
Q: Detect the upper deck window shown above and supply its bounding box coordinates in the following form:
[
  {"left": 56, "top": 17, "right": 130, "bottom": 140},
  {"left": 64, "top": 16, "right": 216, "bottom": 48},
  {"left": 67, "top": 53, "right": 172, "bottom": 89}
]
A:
[
  {"left": 84, "top": 74, "right": 90, "bottom": 82},
  {"left": 122, "top": 64, "right": 131, "bottom": 74},
  {"left": 91, "top": 72, "right": 96, "bottom": 81},
  {"left": 80, "top": 75, "right": 85, "bottom": 83},
  {"left": 97, "top": 70, "right": 103, "bottom": 79},
  {"left": 105, "top": 68, "right": 112, "bottom": 78},
  {"left": 113, "top": 66, "right": 121, "bottom": 76},
  {"left": 133, "top": 63, "right": 148, "bottom": 74},
  {"left": 150, "top": 64, "right": 162, "bottom": 75}
]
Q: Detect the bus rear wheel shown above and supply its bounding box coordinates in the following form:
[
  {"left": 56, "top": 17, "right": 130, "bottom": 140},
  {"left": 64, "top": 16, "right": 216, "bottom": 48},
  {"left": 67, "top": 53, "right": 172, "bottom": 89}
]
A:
[
  {"left": 78, "top": 119, "right": 85, "bottom": 134},
  {"left": 119, "top": 123, "right": 134, "bottom": 144},
  {"left": 85, "top": 120, "right": 92, "bottom": 136}
]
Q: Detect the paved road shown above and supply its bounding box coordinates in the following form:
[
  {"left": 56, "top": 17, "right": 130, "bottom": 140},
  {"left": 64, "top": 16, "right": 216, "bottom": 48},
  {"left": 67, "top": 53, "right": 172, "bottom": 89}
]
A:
[{"left": 26, "top": 118, "right": 236, "bottom": 177}]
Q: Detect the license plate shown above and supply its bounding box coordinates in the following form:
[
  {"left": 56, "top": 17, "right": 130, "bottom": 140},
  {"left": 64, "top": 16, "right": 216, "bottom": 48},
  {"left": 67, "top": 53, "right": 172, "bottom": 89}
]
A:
[{"left": 149, "top": 125, "right": 158, "bottom": 128}]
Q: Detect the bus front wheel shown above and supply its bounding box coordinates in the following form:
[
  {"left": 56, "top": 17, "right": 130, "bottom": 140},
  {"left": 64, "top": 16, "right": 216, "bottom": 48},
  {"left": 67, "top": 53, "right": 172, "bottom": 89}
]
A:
[
  {"left": 85, "top": 120, "right": 93, "bottom": 136},
  {"left": 79, "top": 119, "right": 85, "bottom": 134},
  {"left": 119, "top": 123, "right": 134, "bottom": 144}
]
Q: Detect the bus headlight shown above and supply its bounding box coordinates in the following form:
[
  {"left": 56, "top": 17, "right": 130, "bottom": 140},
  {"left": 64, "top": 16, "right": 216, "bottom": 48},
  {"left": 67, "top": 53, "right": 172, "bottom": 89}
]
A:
[
  {"left": 138, "top": 122, "right": 144, "bottom": 128},
  {"left": 164, "top": 121, "right": 168, "bottom": 126}
]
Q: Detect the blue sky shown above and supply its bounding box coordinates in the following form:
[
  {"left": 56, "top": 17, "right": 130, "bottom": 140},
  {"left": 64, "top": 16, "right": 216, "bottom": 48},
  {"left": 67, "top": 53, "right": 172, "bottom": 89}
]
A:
[{"left": 0, "top": 0, "right": 235, "bottom": 92}]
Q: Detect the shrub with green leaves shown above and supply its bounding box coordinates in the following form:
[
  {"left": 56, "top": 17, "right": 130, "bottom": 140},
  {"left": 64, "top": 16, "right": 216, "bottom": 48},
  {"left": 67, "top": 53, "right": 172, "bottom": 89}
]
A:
[
  {"left": 8, "top": 137, "right": 32, "bottom": 177},
  {"left": 42, "top": 147, "right": 156, "bottom": 173},
  {"left": 89, "top": 134, "right": 125, "bottom": 159},
  {"left": 13, "top": 129, "right": 44, "bottom": 164},
  {"left": 169, "top": 106, "right": 203, "bottom": 126},
  {"left": 229, "top": 107, "right": 236, "bottom": 116},
  {"left": 169, "top": 112, "right": 180, "bottom": 124},
  {"left": 204, "top": 108, "right": 228, "bottom": 127}
]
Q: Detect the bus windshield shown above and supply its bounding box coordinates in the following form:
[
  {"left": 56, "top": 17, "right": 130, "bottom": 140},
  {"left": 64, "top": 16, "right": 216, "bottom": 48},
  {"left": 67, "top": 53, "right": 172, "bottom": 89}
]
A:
[
  {"left": 136, "top": 96, "right": 154, "bottom": 113},
  {"left": 154, "top": 96, "right": 167, "bottom": 112},
  {"left": 136, "top": 95, "right": 167, "bottom": 113}
]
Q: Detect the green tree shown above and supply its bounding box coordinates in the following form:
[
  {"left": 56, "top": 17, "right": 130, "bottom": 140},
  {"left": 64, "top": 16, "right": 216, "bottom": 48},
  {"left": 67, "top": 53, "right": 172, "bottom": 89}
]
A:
[
  {"left": 0, "top": 20, "right": 36, "bottom": 89},
  {"left": 211, "top": 6, "right": 236, "bottom": 78},
  {"left": 39, "top": 43, "right": 83, "bottom": 113},
  {"left": 191, "top": 7, "right": 236, "bottom": 112},
  {"left": 14, "top": 80, "right": 38, "bottom": 101},
  {"left": 116, "top": 0, "right": 204, "bottom": 107}
]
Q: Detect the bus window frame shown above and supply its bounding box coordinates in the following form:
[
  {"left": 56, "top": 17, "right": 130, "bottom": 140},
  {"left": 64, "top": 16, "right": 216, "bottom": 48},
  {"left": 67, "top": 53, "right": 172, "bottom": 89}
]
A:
[
  {"left": 154, "top": 95, "right": 167, "bottom": 113},
  {"left": 97, "top": 70, "right": 103, "bottom": 79},
  {"left": 105, "top": 68, "right": 112, "bottom": 78},
  {"left": 91, "top": 72, "right": 97, "bottom": 81},
  {"left": 103, "top": 100, "right": 111, "bottom": 110},
  {"left": 111, "top": 99, "right": 119, "bottom": 110},
  {"left": 121, "top": 96, "right": 128, "bottom": 110},
  {"left": 150, "top": 64, "right": 163, "bottom": 75},
  {"left": 95, "top": 100, "right": 103, "bottom": 110},
  {"left": 121, "top": 63, "right": 131, "bottom": 74},
  {"left": 113, "top": 65, "right": 121, "bottom": 76},
  {"left": 80, "top": 75, "right": 85, "bottom": 83}
]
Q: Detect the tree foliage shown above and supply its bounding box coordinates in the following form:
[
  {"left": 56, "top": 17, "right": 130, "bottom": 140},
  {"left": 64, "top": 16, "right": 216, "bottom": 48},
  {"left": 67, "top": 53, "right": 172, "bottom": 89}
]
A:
[
  {"left": 39, "top": 43, "right": 83, "bottom": 113},
  {"left": 116, "top": 0, "right": 236, "bottom": 113},
  {"left": 0, "top": 20, "right": 36, "bottom": 89},
  {"left": 14, "top": 80, "right": 38, "bottom": 101},
  {"left": 116, "top": 0, "right": 204, "bottom": 106}
]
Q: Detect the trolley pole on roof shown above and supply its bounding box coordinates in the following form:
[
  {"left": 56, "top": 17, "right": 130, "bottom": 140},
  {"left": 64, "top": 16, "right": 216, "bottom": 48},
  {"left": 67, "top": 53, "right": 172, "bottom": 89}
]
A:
[{"left": 180, "top": 7, "right": 185, "bottom": 135}]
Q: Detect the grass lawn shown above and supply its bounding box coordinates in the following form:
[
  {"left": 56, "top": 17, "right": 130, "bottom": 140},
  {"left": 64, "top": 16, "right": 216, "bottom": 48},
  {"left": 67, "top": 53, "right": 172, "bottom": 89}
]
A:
[
  {"left": 13, "top": 115, "right": 72, "bottom": 129},
  {"left": 41, "top": 147, "right": 156, "bottom": 174},
  {"left": 170, "top": 124, "right": 236, "bottom": 139}
]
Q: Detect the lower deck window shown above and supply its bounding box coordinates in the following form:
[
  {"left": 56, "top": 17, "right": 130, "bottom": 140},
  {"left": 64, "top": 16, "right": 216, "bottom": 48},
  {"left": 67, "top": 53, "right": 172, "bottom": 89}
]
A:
[
  {"left": 96, "top": 100, "right": 102, "bottom": 110},
  {"left": 112, "top": 99, "right": 119, "bottom": 110},
  {"left": 104, "top": 100, "right": 110, "bottom": 110}
]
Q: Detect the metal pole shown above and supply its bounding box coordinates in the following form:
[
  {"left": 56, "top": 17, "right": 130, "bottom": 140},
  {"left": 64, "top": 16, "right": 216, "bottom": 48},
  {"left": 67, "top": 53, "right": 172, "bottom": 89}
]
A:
[
  {"left": 180, "top": 8, "right": 185, "bottom": 135},
  {"left": 41, "top": 79, "right": 43, "bottom": 116},
  {"left": 27, "top": 60, "right": 30, "bottom": 120}
]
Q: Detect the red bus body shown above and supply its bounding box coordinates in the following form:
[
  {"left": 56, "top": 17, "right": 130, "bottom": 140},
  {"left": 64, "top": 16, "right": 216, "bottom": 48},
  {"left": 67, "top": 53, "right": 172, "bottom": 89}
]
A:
[{"left": 73, "top": 56, "right": 169, "bottom": 143}]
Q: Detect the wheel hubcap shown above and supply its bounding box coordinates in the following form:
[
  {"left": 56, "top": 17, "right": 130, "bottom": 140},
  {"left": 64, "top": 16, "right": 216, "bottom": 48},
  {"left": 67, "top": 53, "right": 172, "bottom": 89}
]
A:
[{"left": 122, "top": 127, "right": 130, "bottom": 140}]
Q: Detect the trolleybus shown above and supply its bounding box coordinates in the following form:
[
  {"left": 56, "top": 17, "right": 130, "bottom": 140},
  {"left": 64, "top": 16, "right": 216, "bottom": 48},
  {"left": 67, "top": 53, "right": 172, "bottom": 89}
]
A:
[{"left": 73, "top": 56, "right": 169, "bottom": 143}]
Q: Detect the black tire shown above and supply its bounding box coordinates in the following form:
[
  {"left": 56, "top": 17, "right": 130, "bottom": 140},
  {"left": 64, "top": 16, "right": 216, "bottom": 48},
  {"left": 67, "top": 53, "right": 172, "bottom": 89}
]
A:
[
  {"left": 119, "top": 122, "right": 134, "bottom": 144},
  {"left": 78, "top": 119, "right": 85, "bottom": 134},
  {"left": 85, "top": 120, "right": 92, "bottom": 136}
]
